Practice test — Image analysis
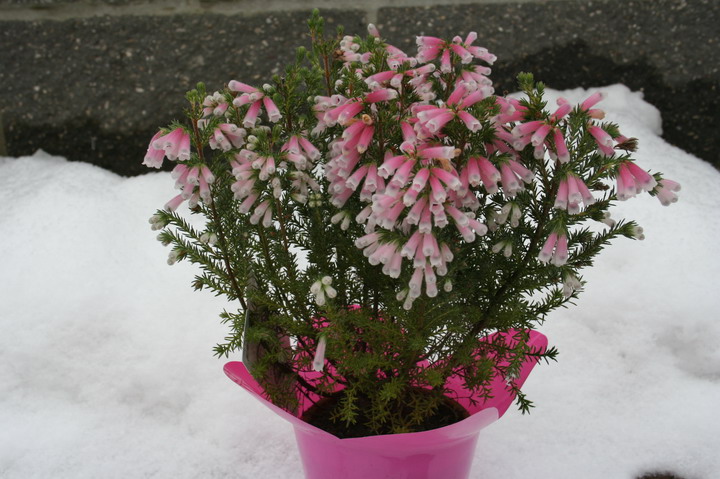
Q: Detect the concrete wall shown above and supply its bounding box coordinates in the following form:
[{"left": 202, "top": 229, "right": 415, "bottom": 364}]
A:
[{"left": 1, "top": 0, "right": 718, "bottom": 175}]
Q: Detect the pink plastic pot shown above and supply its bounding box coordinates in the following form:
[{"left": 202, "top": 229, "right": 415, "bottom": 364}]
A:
[{"left": 224, "top": 330, "right": 547, "bottom": 479}]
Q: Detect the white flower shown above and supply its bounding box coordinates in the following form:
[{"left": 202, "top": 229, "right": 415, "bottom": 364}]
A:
[
  {"left": 367, "top": 23, "right": 380, "bottom": 37},
  {"left": 600, "top": 211, "right": 616, "bottom": 227},
  {"left": 403, "top": 295, "right": 415, "bottom": 311},
  {"left": 562, "top": 272, "right": 583, "bottom": 298},
  {"left": 509, "top": 204, "right": 522, "bottom": 228},
  {"left": 156, "top": 233, "right": 169, "bottom": 246},
  {"left": 311, "top": 277, "right": 335, "bottom": 306},
  {"left": 631, "top": 225, "right": 645, "bottom": 240},
  {"left": 492, "top": 240, "right": 512, "bottom": 257},
  {"left": 331, "top": 211, "right": 352, "bottom": 231},
  {"left": 148, "top": 213, "right": 167, "bottom": 231},
  {"left": 312, "top": 335, "right": 327, "bottom": 372},
  {"left": 167, "top": 250, "right": 179, "bottom": 265},
  {"left": 492, "top": 241, "right": 504, "bottom": 254}
]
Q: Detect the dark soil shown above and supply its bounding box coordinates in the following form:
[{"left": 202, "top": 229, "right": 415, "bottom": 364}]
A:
[{"left": 301, "top": 389, "right": 470, "bottom": 439}]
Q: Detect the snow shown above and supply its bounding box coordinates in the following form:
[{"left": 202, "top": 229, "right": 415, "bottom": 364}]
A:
[{"left": 1, "top": 84, "right": 718, "bottom": 479}]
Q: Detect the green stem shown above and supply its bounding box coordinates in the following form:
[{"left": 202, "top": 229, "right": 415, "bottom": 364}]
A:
[
  {"left": 192, "top": 116, "right": 247, "bottom": 311},
  {"left": 256, "top": 226, "right": 294, "bottom": 313},
  {"left": 209, "top": 200, "right": 247, "bottom": 311}
]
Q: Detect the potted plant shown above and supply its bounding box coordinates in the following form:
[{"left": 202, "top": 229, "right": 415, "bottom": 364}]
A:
[{"left": 143, "top": 11, "right": 680, "bottom": 479}]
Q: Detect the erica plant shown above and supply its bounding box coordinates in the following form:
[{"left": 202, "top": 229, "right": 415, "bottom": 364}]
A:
[{"left": 144, "top": 11, "right": 679, "bottom": 436}]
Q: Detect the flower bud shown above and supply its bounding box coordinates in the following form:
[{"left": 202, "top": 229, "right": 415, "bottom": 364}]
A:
[
  {"left": 631, "top": 225, "right": 645, "bottom": 240},
  {"left": 156, "top": 233, "right": 170, "bottom": 246}
]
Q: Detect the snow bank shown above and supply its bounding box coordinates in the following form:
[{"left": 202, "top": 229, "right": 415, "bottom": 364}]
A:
[{"left": 1, "top": 85, "right": 718, "bottom": 478}]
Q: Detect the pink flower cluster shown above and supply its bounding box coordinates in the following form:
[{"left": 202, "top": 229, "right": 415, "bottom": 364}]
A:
[
  {"left": 144, "top": 127, "right": 191, "bottom": 169},
  {"left": 655, "top": 179, "right": 681, "bottom": 206},
  {"left": 537, "top": 232, "right": 568, "bottom": 266},
  {"left": 228, "top": 81, "right": 282, "bottom": 128},
  {"left": 615, "top": 162, "right": 658, "bottom": 200},
  {"left": 209, "top": 124, "right": 246, "bottom": 152},
  {"left": 416, "top": 32, "right": 497, "bottom": 70},
  {"left": 144, "top": 23, "right": 682, "bottom": 310},
  {"left": 202, "top": 91, "right": 229, "bottom": 117},
  {"left": 554, "top": 174, "right": 595, "bottom": 214},
  {"left": 316, "top": 29, "right": 554, "bottom": 307},
  {"left": 145, "top": 76, "right": 317, "bottom": 222},
  {"left": 228, "top": 134, "right": 321, "bottom": 226},
  {"left": 509, "top": 98, "right": 572, "bottom": 162},
  {"left": 614, "top": 162, "right": 682, "bottom": 207},
  {"left": 315, "top": 28, "right": 681, "bottom": 303},
  {"left": 165, "top": 163, "right": 216, "bottom": 211}
]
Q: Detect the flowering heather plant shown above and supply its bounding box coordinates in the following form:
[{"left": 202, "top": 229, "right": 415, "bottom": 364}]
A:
[{"left": 145, "top": 11, "right": 679, "bottom": 436}]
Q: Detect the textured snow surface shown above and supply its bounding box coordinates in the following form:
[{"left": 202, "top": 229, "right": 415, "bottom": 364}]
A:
[{"left": 1, "top": 85, "right": 718, "bottom": 479}]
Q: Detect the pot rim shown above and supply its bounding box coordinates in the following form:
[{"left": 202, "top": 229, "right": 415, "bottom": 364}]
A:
[{"left": 224, "top": 329, "right": 547, "bottom": 442}]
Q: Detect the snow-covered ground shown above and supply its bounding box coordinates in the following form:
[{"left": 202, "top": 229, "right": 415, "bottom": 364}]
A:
[{"left": 1, "top": 85, "right": 718, "bottom": 479}]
